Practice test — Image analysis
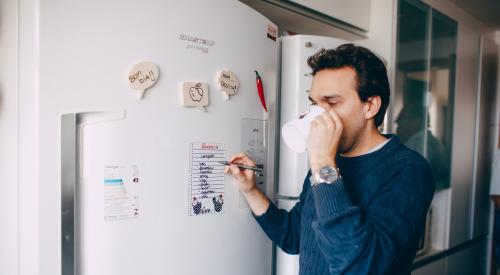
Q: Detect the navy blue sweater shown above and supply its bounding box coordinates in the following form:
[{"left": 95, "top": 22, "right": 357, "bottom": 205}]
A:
[{"left": 255, "top": 136, "right": 435, "bottom": 274}]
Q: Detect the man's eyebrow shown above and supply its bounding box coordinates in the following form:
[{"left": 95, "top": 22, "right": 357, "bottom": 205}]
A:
[
  {"left": 324, "top": 94, "right": 342, "bottom": 99},
  {"left": 308, "top": 94, "right": 342, "bottom": 103}
]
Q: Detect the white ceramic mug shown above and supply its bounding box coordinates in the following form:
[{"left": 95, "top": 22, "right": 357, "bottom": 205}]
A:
[{"left": 281, "top": 105, "right": 326, "bottom": 153}]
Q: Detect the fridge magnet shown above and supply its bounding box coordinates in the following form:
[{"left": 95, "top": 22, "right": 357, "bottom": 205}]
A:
[
  {"left": 216, "top": 70, "right": 240, "bottom": 100},
  {"left": 103, "top": 164, "right": 140, "bottom": 221},
  {"left": 254, "top": 70, "right": 268, "bottom": 112},
  {"left": 189, "top": 142, "right": 226, "bottom": 216},
  {"left": 181, "top": 82, "right": 209, "bottom": 111},
  {"left": 128, "top": 61, "right": 159, "bottom": 99}
]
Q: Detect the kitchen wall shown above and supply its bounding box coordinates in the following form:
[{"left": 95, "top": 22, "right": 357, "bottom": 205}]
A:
[{"left": 0, "top": 0, "right": 20, "bottom": 274}]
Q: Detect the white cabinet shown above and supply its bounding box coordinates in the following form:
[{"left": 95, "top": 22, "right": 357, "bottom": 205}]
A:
[
  {"left": 289, "top": 0, "right": 370, "bottom": 31},
  {"left": 239, "top": 0, "right": 369, "bottom": 40}
]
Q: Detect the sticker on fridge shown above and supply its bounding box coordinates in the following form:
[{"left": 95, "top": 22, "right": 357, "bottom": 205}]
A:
[
  {"left": 179, "top": 33, "right": 216, "bottom": 54},
  {"left": 104, "top": 164, "right": 140, "bottom": 221},
  {"left": 267, "top": 24, "right": 277, "bottom": 41},
  {"left": 189, "top": 142, "right": 225, "bottom": 216}
]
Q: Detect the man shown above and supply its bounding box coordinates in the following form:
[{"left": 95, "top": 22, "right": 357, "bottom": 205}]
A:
[{"left": 226, "top": 44, "right": 435, "bottom": 274}]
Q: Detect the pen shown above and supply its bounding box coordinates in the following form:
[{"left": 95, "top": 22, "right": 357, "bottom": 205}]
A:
[{"left": 218, "top": 161, "right": 263, "bottom": 172}]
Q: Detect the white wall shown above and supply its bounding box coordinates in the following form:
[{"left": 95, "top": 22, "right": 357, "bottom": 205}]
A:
[
  {"left": 17, "top": 0, "right": 40, "bottom": 274},
  {"left": 0, "top": 0, "right": 19, "bottom": 274},
  {"left": 356, "top": 0, "right": 395, "bottom": 68},
  {"left": 289, "top": 0, "right": 371, "bottom": 31},
  {"left": 1, "top": 1, "right": 40, "bottom": 274}
]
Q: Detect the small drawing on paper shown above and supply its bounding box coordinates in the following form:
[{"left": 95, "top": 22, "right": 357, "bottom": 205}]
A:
[
  {"left": 212, "top": 194, "right": 224, "bottom": 212},
  {"left": 189, "top": 142, "right": 226, "bottom": 216},
  {"left": 182, "top": 82, "right": 209, "bottom": 111},
  {"left": 189, "top": 83, "right": 204, "bottom": 102}
]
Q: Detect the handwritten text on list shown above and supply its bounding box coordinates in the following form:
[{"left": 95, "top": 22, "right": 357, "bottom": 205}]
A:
[{"left": 189, "top": 142, "right": 225, "bottom": 216}]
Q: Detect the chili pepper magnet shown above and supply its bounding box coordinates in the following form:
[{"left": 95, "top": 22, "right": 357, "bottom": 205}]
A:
[{"left": 254, "top": 70, "right": 268, "bottom": 112}]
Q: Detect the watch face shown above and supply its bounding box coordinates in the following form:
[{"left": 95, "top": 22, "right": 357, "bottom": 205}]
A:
[{"left": 319, "top": 165, "right": 338, "bottom": 183}]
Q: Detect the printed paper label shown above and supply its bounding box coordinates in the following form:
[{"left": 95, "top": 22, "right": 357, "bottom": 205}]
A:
[{"left": 104, "top": 165, "right": 140, "bottom": 221}]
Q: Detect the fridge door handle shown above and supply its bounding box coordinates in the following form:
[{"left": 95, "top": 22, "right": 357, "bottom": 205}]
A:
[
  {"left": 274, "top": 194, "right": 300, "bottom": 201},
  {"left": 61, "top": 114, "right": 77, "bottom": 275}
]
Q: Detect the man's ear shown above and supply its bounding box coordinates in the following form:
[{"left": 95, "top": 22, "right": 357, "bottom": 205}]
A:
[{"left": 364, "top": 96, "right": 382, "bottom": 120}]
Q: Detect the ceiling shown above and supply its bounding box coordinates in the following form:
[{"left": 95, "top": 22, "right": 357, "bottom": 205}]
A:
[{"left": 449, "top": 0, "right": 500, "bottom": 29}]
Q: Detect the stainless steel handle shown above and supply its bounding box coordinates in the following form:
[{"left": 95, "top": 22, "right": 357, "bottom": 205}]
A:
[{"left": 61, "top": 114, "right": 77, "bottom": 275}]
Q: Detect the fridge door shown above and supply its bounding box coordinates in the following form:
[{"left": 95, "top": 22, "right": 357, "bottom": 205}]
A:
[
  {"left": 278, "top": 35, "right": 347, "bottom": 198},
  {"left": 275, "top": 199, "right": 300, "bottom": 275},
  {"left": 58, "top": 1, "right": 278, "bottom": 275}
]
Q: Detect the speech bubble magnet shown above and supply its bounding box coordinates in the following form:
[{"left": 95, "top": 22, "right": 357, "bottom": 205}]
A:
[{"left": 128, "top": 61, "right": 159, "bottom": 99}]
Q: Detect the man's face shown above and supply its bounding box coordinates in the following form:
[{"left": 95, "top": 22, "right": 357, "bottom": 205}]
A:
[{"left": 309, "top": 67, "right": 368, "bottom": 154}]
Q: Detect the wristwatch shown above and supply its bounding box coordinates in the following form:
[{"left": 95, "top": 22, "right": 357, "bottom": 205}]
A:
[{"left": 310, "top": 165, "right": 341, "bottom": 187}]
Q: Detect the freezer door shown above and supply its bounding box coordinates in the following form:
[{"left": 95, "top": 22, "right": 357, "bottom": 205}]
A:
[
  {"left": 56, "top": 1, "right": 278, "bottom": 275},
  {"left": 74, "top": 111, "right": 273, "bottom": 275},
  {"left": 275, "top": 199, "right": 300, "bottom": 275}
]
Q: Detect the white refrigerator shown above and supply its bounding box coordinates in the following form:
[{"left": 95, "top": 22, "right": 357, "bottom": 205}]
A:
[
  {"left": 8, "top": 0, "right": 347, "bottom": 274},
  {"left": 276, "top": 35, "right": 347, "bottom": 275},
  {"left": 54, "top": 1, "right": 278, "bottom": 274}
]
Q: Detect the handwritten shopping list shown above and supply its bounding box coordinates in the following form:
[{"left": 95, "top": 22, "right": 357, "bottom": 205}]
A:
[{"left": 189, "top": 142, "right": 225, "bottom": 216}]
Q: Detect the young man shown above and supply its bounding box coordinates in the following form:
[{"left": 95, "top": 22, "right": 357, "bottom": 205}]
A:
[{"left": 226, "top": 44, "right": 435, "bottom": 274}]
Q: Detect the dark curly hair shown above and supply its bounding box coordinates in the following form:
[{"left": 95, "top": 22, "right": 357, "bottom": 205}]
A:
[{"left": 307, "top": 44, "right": 390, "bottom": 127}]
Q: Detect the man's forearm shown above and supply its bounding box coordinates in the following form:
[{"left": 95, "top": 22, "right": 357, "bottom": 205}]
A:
[{"left": 243, "top": 188, "right": 270, "bottom": 216}]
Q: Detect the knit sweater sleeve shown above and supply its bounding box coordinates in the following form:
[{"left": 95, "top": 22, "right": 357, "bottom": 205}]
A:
[
  {"left": 252, "top": 173, "right": 310, "bottom": 255},
  {"left": 311, "top": 161, "right": 435, "bottom": 274}
]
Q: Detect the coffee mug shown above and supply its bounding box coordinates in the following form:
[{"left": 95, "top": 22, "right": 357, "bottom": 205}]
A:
[{"left": 281, "top": 105, "right": 326, "bottom": 153}]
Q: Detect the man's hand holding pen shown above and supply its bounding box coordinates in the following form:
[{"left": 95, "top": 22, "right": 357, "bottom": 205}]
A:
[
  {"left": 225, "top": 152, "right": 270, "bottom": 216},
  {"left": 223, "top": 152, "right": 259, "bottom": 195}
]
